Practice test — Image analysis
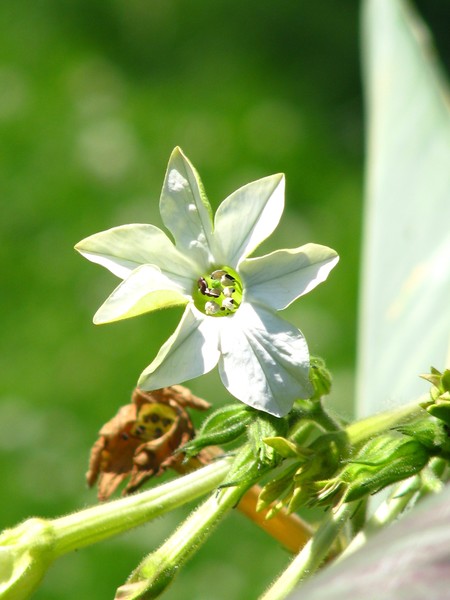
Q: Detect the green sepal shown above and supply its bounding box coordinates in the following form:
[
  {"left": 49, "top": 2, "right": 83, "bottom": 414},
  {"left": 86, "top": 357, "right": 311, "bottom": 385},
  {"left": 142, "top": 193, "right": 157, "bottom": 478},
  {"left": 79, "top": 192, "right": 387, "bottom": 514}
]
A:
[
  {"left": 426, "top": 402, "right": 450, "bottom": 428},
  {"left": 394, "top": 416, "right": 449, "bottom": 452},
  {"left": 263, "top": 437, "right": 306, "bottom": 459},
  {"left": 316, "top": 435, "right": 432, "bottom": 506},
  {"left": 343, "top": 439, "right": 430, "bottom": 503},
  {"left": 442, "top": 370, "right": 450, "bottom": 393},
  {"left": 218, "top": 445, "right": 269, "bottom": 492},
  {"left": 257, "top": 460, "right": 300, "bottom": 515},
  {"left": 421, "top": 367, "right": 450, "bottom": 400},
  {"left": 420, "top": 368, "right": 450, "bottom": 430},
  {"left": 247, "top": 413, "right": 288, "bottom": 467}
]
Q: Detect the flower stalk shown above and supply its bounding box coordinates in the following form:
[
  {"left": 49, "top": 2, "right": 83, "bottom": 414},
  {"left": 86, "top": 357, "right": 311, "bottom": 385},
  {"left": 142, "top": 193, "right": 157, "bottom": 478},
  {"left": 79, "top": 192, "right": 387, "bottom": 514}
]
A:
[
  {"left": 345, "top": 401, "right": 426, "bottom": 448},
  {"left": 260, "top": 501, "right": 359, "bottom": 600},
  {"left": 0, "top": 458, "right": 232, "bottom": 600},
  {"left": 115, "top": 482, "right": 252, "bottom": 599}
]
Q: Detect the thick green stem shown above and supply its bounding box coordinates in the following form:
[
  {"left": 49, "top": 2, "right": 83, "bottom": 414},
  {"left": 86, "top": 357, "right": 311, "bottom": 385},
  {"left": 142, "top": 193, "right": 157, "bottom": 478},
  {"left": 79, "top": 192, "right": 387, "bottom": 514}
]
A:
[
  {"left": 260, "top": 502, "right": 357, "bottom": 600},
  {"left": 346, "top": 402, "right": 425, "bottom": 447},
  {"left": 0, "top": 458, "right": 231, "bottom": 600},
  {"left": 115, "top": 481, "right": 251, "bottom": 599},
  {"left": 52, "top": 457, "right": 231, "bottom": 556},
  {"left": 338, "top": 476, "right": 420, "bottom": 560},
  {"left": 313, "top": 399, "right": 344, "bottom": 432}
]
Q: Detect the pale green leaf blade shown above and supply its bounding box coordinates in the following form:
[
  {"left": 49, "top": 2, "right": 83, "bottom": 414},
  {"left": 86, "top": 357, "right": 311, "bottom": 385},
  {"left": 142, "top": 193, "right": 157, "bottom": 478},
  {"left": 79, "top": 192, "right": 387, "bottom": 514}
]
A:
[{"left": 357, "top": 0, "right": 450, "bottom": 416}]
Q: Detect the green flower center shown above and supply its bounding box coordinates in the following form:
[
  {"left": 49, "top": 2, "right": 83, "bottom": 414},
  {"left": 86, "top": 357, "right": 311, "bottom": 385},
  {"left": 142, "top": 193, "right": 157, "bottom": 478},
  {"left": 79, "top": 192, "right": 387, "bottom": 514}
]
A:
[{"left": 193, "top": 266, "right": 243, "bottom": 317}]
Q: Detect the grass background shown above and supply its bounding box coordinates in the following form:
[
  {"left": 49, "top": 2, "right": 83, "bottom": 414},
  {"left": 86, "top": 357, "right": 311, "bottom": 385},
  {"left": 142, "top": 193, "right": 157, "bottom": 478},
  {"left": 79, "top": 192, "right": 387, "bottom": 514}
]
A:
[{"left": 1, "top": 1, "right": 448, "bottom": 598}]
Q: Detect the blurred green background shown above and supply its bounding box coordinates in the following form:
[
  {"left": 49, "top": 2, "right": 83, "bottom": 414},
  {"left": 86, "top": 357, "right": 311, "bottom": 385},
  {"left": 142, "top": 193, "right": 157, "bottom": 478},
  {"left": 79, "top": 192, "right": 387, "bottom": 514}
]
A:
[{"left": 1, "top": 1, "right": 448, "bottom": 598}]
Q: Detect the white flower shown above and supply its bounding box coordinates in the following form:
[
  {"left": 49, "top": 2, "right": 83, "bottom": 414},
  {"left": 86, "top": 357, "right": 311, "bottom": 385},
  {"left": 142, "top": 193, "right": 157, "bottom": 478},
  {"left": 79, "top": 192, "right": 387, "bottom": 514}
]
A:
[{"left": 75, "top": 147, "right": 339, "bottom": 417}]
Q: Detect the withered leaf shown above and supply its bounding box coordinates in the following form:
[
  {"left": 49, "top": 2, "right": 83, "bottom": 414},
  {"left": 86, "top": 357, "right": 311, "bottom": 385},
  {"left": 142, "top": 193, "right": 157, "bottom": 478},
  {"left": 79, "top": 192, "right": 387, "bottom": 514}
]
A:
[{"left": 87, "top": 385, "right": 210, "bottom": 500}]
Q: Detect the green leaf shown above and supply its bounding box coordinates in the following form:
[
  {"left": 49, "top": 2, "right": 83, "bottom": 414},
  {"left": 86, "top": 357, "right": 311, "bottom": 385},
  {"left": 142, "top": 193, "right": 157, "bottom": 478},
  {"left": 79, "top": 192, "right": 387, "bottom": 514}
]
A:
[{"left": 357, "top": 0, "right": 450, "bottom": 416}]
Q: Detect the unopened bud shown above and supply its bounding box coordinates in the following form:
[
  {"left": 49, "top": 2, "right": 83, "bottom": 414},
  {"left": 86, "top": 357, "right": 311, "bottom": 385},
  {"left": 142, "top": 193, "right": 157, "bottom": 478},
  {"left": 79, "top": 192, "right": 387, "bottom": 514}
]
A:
[{"left": 317, "top": 434, "right": 431, "bottom": 505}]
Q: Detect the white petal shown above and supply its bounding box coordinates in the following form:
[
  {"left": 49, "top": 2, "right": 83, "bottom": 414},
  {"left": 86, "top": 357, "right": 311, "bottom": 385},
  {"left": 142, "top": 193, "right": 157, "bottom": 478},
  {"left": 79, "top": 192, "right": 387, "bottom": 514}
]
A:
[
  {"left": 240, "top": 243, "right": 339, "bottom": 310},
  {"left": 138, "top": 305, "right": 220, "bottom": 390},
  {"left": 218, "top": 303, "right": 312, "bottom": 417},
  {"left": 75, "top": 223, "right": 199, "bottom": 282},
  {"left": 159, "top": 147, "right": 214, "bottom": 268},
  {"left": 94, "top": 264, "right": 188, "bottom": 324},
  {"left": 212, "top": 174, "right": 285, "bottom": 268}
]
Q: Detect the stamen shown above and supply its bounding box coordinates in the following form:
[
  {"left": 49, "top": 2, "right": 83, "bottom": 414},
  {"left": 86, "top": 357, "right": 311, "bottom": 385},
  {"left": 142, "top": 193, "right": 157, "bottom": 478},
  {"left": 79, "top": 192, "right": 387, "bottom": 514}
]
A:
[
  {"left": 223, "top": 286, "right": 235, "bottom": 297},
  {"left": 198, "top": 277, "right": 208, "bottom": 294},
  {"left": 221, "top": 298, "right": 235, "bottom": 310},
  {"left": 211, "top": 269, "right": 227, "bottom": 280},
  {"left": 221, "top": 274, "right": 235, "bottom": 286},
  {"left": 193, "top": 266, "right": 242, "bottom": 317},
  {"left": 205, "top": 301, "right": 221, "bottom": 315},
  {"left": 204, "top": 288, "right": 221, "bottom": 298}
]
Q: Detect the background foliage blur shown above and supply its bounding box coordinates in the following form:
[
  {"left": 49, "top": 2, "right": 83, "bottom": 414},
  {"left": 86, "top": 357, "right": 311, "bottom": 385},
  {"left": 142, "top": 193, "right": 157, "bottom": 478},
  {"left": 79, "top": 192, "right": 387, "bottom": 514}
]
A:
[{"left": 0, "top": 1, "right": 448, "bottom": 598}]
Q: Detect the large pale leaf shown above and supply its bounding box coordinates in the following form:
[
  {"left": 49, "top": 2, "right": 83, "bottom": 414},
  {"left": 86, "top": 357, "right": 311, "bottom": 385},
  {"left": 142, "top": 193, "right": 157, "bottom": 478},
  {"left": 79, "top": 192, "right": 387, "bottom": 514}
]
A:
[
  {"left": 287, "top": 484, "right": 450, "bottom": 600},
  {"left": 356, "top": 0, "right": 450, "bottom": 416}
]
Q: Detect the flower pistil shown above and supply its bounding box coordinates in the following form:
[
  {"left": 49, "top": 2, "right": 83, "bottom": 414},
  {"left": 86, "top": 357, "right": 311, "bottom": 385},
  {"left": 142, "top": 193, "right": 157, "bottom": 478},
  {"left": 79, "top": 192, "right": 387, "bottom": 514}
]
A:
[{"left": 193, "top": 266, "right": 243, "bottom": 317}]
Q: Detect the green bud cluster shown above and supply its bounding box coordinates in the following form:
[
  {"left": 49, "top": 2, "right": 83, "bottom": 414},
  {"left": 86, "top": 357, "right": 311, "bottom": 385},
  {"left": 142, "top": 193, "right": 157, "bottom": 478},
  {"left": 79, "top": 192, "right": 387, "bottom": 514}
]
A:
[
  {"left": 257, "top": 383, "right": 450, "bottom": 515},
  {"left": 183, "top": 362, "right": 450, "bottom": 520},
  {"left": 258, "top": 431, "right": 346, "bottom": 517},
  {"left": 421, "top": 367, "right": 450, "bottom": 427},
  {"left": 182, "top": 404, "right": 288, "bottom": 465}
]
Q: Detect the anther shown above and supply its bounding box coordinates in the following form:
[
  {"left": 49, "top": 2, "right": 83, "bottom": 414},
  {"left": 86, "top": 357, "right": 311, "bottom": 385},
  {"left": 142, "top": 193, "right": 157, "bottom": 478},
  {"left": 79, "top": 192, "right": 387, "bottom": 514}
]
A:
[
  {"left": 211, "top": 269, "right": 227, "bottom": 280},
  {"left": 205, "top": 301, "right": 221, "bottom": 315},
  {"left": 198, "top": 277, "right": 208, "bottom": 294},
  {"left": 223, "top": 286, "right": 235, "bottom": 297},
  {"left": 204, "top": 288, "right": 221, "bottom": 298},
  {"left": 221, "top": 298, "right": 235, "bottom": 311},
  {"left": 221, "top": 274, "right": 235, "bottom": 286}
]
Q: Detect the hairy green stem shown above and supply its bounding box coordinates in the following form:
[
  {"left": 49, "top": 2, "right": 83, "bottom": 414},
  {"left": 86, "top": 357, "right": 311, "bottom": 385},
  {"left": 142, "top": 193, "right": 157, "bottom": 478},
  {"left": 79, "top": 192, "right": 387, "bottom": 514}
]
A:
[
  {"left": 0, "top": 458, "right": 232, "bottom": 600},
  {"left": 115, "top": 481, "right": 252, "bottom": 599},
  {"left": 260, "top": 502, "right": 358, "bottom": 600},
  {"left": 346, "top": 401, "right": 425, "bottom": 447},
  {"left": 338, "top": 476, "right": 420, "bottom": 560},
  {"left": 313, "top": 399, "right": 345, "bottom": 432}
]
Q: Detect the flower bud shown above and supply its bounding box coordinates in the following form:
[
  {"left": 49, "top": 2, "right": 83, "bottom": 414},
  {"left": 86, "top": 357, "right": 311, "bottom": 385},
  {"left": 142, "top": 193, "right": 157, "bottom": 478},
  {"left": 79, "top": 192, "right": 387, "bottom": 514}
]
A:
[
  {"left": 395, "top": 417, "right": 449, "bottom": 452},
  {"left": 317, "top": 434, "right": 431, "bottom": 505},
  {"left": 182, "top": 404, "right": 253, "bottom": 458},
  {"left": 421, "top": 368, "right": 450, "bottom": 427},
  {"left": 309, "top": 356, "right": 332, "bottom": 399}
]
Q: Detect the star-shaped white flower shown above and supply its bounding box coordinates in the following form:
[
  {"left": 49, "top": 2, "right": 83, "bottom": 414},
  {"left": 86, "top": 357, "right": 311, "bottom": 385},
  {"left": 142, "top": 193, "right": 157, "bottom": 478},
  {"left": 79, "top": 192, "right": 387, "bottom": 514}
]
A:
[{"left": 76, "top": 148, "right": 339, "bottom": 417}]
